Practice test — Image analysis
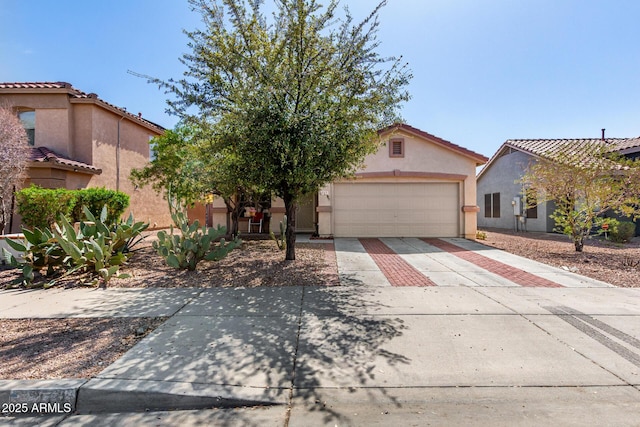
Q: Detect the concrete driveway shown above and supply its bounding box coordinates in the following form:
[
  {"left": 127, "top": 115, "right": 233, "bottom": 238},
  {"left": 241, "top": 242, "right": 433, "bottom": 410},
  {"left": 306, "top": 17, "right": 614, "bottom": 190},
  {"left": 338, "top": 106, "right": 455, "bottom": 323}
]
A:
[{"left": 335, "top": 237, "right": 613, "bottom": 288}]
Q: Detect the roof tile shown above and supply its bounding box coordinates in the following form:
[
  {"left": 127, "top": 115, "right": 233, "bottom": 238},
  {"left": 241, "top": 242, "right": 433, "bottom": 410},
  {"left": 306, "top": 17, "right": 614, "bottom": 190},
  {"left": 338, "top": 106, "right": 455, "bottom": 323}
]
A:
[
  {"left": 0, "top": 81, "right": 164, "bottom": 131},
  {"left": 29, "top": 147, "right": 102, "bottom": 174}
]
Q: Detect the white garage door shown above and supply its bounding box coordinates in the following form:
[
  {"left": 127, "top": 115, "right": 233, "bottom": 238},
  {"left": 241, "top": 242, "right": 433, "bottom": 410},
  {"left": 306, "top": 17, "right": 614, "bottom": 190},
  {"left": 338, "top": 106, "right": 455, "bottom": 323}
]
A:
[{"left": 333, "top": 182, "right": 460, "bottom": 237}]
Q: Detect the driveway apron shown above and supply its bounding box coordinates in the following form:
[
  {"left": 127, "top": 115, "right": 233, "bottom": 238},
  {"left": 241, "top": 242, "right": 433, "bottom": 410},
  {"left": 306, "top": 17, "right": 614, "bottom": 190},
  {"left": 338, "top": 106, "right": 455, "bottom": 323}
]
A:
[{"left": 338, "top": 237, "right": 613, "bottom": 288}]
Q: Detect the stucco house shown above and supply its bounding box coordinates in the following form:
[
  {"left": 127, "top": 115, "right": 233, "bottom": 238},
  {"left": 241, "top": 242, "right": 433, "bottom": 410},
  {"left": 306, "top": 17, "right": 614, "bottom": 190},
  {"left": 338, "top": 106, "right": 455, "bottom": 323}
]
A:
[
  {"left": 207, "top": 123, "right": 488, "bottom": 238},
  {"left": 477, "top": 136, "right": 640, "bottom": 233},
  {"left": 0, "top": 82, "right": 171, "bottom": 233}
]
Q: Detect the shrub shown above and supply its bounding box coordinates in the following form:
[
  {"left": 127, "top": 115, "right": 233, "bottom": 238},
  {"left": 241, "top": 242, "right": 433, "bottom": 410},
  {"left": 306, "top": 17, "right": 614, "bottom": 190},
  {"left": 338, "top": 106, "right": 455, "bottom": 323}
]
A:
[
  {"left": 16, "top": 185, "right": 77, "bottom": 230},
  {"left": 610, "top": 221, "right": 636, "bottom": 243},
  {"left": 16, "top": 186, "right": 130, "bottom": 230},
  {"left": 153, "top": 211, "right": 240, "bottom": 271},
  {"left": 52, "top": 206, "right": 148, "bottom": 287},
  {"left": 72, "top": 187, "right": 129, "bottom": 224}
]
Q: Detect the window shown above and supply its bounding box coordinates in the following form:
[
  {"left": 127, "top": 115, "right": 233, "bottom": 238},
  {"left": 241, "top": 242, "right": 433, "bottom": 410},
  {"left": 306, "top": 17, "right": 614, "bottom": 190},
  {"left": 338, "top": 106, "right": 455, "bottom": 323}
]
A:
[
  {"left": 525, "top": 190, "right": 538, "bottom": 219},
  {"left": 492, "top": 193, "right": 500, "bottom": 218},
  {"left": 389, "top": 138, "right": 404, "bottom": 158},
  {"left": 484, "top": 192, "right": 501, "bottom": 218},
  {"left": 19, "top": 110, "right": 35, "bottom": 146},
  {"left": 149, "top": 135, "right": 157, "bottom": 161}
]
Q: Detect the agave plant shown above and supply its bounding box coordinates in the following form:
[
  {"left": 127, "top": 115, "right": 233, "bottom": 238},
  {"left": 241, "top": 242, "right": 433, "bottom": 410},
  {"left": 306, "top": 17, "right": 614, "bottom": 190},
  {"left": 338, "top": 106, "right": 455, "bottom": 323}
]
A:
[{"left": 2, "top": 205, "right": 149, "bottom": 288}]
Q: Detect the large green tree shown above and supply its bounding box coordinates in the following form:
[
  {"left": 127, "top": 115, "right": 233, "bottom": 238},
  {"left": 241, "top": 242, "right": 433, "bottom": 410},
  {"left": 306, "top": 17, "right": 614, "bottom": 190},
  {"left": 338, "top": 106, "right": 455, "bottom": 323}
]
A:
[
  {"left": 522, "top": 142, "right": 640, "bottom": 252},
  {"left": 159, "top": 0, "right": 411, "bottom": 259}
]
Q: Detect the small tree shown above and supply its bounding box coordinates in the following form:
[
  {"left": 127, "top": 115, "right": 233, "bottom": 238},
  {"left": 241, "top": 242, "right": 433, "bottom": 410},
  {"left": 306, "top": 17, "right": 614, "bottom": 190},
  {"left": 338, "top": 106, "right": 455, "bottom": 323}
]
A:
[
  {"left": 130, "top": 123, "right": 261, "bottom": 236},
  {"left": 0, "top": 106, "right": 29, "bottom": 234},
  {"left": 130, "top": 126, "right": 207, "bottom": 213},
  {"left": 522, "top": 142, "right": 640, "bottom": 252}
]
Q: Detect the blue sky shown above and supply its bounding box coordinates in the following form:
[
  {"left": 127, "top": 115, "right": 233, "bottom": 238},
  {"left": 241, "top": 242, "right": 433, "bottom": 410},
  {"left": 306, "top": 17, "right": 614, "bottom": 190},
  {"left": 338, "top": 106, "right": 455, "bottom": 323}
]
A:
[{"left": 2, "top": 0, "right": 639, "bottom": 159}]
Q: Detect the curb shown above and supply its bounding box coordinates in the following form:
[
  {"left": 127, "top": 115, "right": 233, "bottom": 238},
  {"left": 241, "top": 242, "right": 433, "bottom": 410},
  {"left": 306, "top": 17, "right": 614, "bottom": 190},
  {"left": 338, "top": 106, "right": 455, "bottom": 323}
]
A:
[
  {"left": 76, "top": 378, "right": 284, "bottom": 413},
  {"left": 1, "top": 379, "right": 283, "bottom": 416},
  {"left": 0, "top": 379, "right": 85, "bottom": 417},
  {"left": 76, "top": 379, "right": 284, "bottom": 413}
]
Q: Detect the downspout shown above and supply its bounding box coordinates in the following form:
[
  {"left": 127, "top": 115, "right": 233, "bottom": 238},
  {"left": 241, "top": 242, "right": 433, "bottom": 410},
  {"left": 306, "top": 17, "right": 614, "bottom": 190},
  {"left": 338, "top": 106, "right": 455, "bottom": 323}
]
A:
[{"left": 117, "top": 115, "right": 125, "bottom": 191}]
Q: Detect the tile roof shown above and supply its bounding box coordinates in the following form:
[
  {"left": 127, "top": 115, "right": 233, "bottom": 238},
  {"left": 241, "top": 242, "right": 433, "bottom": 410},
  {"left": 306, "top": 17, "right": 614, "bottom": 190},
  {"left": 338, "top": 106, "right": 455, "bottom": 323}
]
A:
[
  {"left": 379, "top": 123, "right": 489, "bottom": 165},
  {"left": 478, "top": 137, "right": 640, "bottom": 178},
  {"left": 29, "top": 147, "right": 102, "bottom": 174},
  {"left": 503, "top": 137, "right": 640, "bottom": 161},
  {"left": 505, "top": 138, "right": 619, "bottom": 159},
  {"left": 614, "top": 137, "right": 640, "bottom": 151},
  {"left": 0, "top": 82, "right": 75, "bottom": 90},
  {"left": 0, "top": 82, "right": 164, "bottom": 132}
]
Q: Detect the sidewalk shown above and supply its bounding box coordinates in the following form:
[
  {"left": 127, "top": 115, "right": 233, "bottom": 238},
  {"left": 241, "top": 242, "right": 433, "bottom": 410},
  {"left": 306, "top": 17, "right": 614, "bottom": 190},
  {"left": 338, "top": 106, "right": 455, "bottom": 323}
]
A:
[{"left": 2, "top": 238, "right": 640, "bottom": 425}]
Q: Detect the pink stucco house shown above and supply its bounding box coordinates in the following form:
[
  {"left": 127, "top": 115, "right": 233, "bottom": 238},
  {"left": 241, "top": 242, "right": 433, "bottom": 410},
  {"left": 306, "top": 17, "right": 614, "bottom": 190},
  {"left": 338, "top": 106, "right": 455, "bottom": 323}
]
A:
[
  {"left": 208, "top": 123, "right": 488, "bottom": 238},
  {"left": 0, "top": 82, "right": 171, "bottom": 233}
]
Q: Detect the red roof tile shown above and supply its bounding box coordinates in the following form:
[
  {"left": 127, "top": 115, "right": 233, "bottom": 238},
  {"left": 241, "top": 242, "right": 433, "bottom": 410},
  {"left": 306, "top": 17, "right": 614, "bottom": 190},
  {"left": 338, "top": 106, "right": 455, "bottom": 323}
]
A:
[
  {"left": 0, "top": 82, "right": 164, "bottom": 131},
  {"left": 29, "top": 147, "right": 102, "bottom": 174}
]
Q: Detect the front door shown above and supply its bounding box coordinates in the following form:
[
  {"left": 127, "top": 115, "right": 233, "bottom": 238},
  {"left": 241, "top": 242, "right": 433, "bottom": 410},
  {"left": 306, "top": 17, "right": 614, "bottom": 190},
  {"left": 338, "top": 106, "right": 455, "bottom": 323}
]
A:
[{"left": 296, "top": 193, "right": 316, "bottom": 233}]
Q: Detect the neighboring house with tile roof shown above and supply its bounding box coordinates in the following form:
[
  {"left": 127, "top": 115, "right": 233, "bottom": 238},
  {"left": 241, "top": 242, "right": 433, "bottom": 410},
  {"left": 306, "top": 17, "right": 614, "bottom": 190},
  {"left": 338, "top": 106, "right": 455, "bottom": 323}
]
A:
[
  {"left": 0, "top": 82, "right": 170, "bottom": 233},
  {"left": 476, "top": 136, "right": 640, "bottom": 233}
]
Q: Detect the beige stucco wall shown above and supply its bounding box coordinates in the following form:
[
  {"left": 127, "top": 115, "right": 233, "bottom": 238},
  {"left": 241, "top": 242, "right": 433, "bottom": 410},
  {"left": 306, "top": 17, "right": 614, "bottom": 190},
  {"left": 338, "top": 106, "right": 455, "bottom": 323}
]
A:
[
  {"left": 317, "top": 129, "right": 480, "bottom": 238},
  {"left": 0, "top": 89, "right": 172, "bottom": 231},
  {"left": 72, "top": 104, "right": 94, "bottom": 164},
  {"left": 36, "top": 109, "right": 71, "bottom": 156},
  {"left": 204, "top": 128, "right": 482, "bottom": 238},
  {"left": 87, "top": 107, "right": 170, "bottom": 227}
]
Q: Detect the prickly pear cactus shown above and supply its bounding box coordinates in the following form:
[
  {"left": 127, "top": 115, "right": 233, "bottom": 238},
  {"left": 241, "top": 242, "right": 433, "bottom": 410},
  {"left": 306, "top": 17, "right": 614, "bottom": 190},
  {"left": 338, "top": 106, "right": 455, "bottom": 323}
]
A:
[{"left": 153, "top": 211, "right": 241, "bottom": 270}]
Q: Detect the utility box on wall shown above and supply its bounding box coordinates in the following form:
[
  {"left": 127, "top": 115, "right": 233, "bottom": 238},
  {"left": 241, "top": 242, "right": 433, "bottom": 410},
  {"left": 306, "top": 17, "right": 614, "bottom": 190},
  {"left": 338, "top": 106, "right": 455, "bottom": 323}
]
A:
[{"left": 512, "top": 196, "right": 522, "bottom": 216}]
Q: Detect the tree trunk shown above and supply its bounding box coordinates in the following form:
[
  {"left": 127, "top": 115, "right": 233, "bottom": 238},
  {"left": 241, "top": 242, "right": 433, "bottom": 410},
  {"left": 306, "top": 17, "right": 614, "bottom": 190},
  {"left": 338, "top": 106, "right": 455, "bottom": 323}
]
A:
[
  {"left": 230, "top": 208, "right": 240, "bottom": 237},
  {"left": 284, "top": 195, "right": 297, "bottom": 260},
  {"left": 223, "top": 198, "right": 241, "bottom": 238},
  {"left": 0, "top": 196, "right": 6, "bottom": 235},
  {"left": 573, "top": 236, "right": 584, "bottom": 252}
]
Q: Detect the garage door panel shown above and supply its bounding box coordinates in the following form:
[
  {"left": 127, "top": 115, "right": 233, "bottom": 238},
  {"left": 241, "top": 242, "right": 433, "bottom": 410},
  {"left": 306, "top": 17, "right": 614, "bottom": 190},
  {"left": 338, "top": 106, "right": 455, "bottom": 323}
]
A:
[{"left": 333, "top": 183, "right": 460, "bottom": 237}]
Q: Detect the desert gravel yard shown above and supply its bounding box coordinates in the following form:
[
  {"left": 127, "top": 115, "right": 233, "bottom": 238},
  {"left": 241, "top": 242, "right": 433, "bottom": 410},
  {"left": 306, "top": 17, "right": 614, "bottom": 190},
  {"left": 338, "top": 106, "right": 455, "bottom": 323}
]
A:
[
  {"left": 1, "top": 231, "right": 638, "bottom": 380},
  {"left": 0, "top": 317, "right": 166, "bottom": 380}
]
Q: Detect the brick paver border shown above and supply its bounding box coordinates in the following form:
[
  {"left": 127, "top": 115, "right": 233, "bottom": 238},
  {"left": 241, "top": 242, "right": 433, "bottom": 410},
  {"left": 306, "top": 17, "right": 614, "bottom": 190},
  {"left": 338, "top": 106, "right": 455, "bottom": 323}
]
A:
[
  {"left": 421, "top": 238, "right": 563, "bottom": 288},
  {"left": 358, "top": 238, "right": 436, "bottom": 287}
]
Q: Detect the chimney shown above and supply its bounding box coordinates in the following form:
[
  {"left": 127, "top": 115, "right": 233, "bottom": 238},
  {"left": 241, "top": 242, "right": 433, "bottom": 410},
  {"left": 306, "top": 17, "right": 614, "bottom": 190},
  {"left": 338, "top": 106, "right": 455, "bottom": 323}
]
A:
[{"left": 601, "top": 128, "right": 605, "bottom": 140}]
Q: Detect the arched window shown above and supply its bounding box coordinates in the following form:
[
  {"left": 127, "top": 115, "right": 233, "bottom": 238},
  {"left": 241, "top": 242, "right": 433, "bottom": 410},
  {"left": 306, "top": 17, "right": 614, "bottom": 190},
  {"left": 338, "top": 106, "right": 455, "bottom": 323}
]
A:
[{"left": 18, "top": 110, "right": 35, "bottom": 146}]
